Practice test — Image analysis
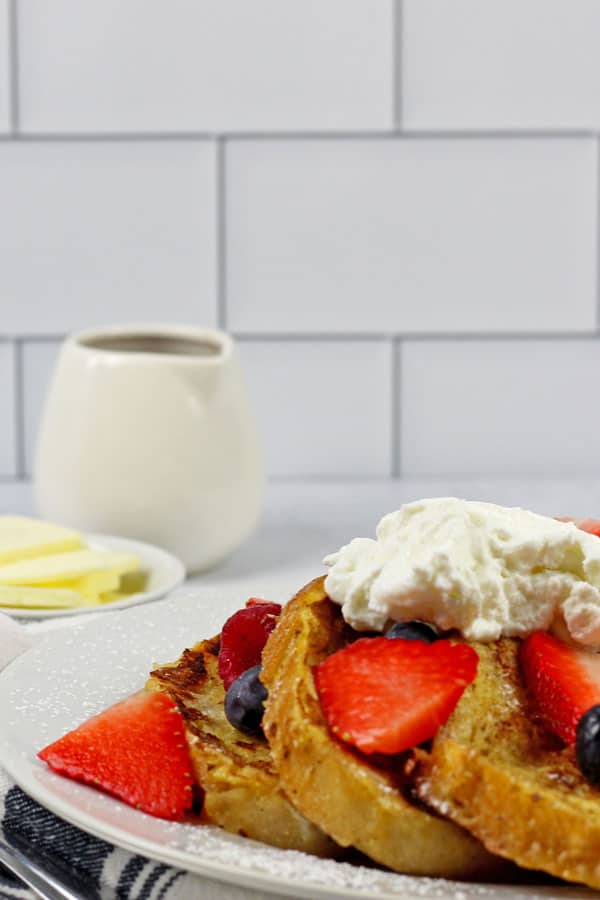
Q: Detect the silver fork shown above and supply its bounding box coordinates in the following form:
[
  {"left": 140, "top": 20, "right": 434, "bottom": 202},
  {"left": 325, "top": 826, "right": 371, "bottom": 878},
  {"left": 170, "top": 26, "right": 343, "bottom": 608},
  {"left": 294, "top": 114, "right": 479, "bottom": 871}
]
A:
[{"left": 0, "top": 836, "right": 102, "bottom": 900}]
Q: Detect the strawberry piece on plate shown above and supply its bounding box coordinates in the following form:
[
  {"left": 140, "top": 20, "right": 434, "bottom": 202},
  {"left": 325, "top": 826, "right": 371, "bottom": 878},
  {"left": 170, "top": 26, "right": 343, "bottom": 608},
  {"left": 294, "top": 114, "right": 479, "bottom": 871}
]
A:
[
  {"left": 38, "top": 691, "right": 195, "bottom": 820},
  {"left": 521, "top": 630, "right": 600, "bottom": 745},
  {"left": 557, "top": 517, "right": 600, "bottom": 538},
  {"left": 245, "top": 597, "right": 276, "bottom": 608},
  {"left": 314, "top": 637, "right": 478, "bottom": 755},
  {"left": 218, "top": 603, "right": 281, "bottom": 689}
]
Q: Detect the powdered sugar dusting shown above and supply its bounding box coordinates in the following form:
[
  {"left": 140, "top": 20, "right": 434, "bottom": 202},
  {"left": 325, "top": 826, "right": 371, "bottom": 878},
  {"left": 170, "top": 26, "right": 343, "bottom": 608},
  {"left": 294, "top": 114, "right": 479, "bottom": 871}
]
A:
[
  {"left": 0, "top": 592, "right": 590, "bottom": 899},
  {"left": 157, "top": 821, "right": 569, "bottom": 899},
  {"left": 1, "top": 590, "right": 239, "bottom": 742}
]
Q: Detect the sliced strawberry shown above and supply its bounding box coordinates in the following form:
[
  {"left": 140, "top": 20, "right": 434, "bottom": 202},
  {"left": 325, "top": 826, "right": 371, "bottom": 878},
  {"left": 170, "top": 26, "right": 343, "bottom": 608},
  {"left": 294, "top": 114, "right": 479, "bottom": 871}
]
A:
[
  {"left": 245, "top": 597, "right": 275, "bottom": 607},
  {"left": 38, "top": 691, "right": 194, "bottom": 820},
  {"left": 520, "top": 630, "right": 600, "bottom": 745},
  {"left": 558, "top": 517, "right": 600, "bottom": 538},
  {"left": 218, "top": 603, "right": 281, "bottom": 689},
  {"left": 314, "top": 638, "right": 478, "bottom": 755}
]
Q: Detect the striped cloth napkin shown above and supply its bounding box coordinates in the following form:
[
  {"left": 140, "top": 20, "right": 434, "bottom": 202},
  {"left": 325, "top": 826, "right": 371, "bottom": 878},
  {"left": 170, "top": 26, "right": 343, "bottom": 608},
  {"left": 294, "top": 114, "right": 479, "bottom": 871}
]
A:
[{"left": 0, "top": 612, "right": 281, "bottom": 900}]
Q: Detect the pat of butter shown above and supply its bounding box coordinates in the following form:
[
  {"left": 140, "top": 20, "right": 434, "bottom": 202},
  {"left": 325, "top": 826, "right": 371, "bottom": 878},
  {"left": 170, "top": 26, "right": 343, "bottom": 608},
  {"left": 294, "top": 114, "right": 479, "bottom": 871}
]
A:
[
  {"left": 0, "top": 585, "right": 97, "bottom": 609},
  {"left": 42, "top": 571, "right": 121, "bottom": 600},
  {"left": 0, "top": 516, "right": 83, "bottom": 564},
  {"left": 0, "top": 549, "right": 140, "bottom": 585}
]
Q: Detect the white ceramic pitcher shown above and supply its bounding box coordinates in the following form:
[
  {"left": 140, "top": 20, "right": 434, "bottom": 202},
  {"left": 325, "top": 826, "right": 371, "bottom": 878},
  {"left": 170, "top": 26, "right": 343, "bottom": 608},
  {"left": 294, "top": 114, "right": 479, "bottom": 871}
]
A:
[{"left": 34, "top": 324, "right": 264, "bottom": 572}]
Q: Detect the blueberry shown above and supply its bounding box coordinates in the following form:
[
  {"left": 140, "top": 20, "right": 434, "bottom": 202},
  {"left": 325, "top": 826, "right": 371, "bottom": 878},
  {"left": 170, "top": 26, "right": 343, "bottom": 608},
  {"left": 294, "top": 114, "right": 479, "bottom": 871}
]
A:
[
  {"left": 576, "top": 704, "right": 600, "bottom": 785},
  {"left": 224, "top": 664, "right": 268, "bottom": 736},
  {"left": 385, "top": 621, "right": 438, "bottom": 643}
]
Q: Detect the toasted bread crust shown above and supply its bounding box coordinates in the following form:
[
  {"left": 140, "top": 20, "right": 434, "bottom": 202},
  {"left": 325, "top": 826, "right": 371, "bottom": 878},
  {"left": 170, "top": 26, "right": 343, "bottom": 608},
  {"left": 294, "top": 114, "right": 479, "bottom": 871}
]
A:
[
  {"left": 417, "top": 638, "right": 600, "bottom": 889},
  {"left": 147, "top": 634, "right": 336, "bottom": 856},
  {"left": 261, "top": 576, "right": 499, "bottom": 878}
]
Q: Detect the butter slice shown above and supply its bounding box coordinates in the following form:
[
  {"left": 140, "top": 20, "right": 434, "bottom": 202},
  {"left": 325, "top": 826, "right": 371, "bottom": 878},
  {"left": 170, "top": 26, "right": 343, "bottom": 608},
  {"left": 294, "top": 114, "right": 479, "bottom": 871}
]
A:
[
  {"left": 0, "top": 516, "right": 83, "bottom": 565},
  {"left": 0, "top": 550, "right": 140, "bottom": 585},
  {"left": 0, "top": 585, "right": 96, "bottom": 609},
  {"left": 42, "top": 571, "right": 121, "bottom": 600}
]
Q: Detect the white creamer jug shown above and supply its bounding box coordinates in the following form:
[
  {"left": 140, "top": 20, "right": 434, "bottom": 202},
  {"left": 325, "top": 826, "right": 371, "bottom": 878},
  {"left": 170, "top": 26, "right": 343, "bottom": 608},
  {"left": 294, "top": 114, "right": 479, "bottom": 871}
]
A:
[{"left": 34, "top": 324, "right": 264, "bottom": 572}]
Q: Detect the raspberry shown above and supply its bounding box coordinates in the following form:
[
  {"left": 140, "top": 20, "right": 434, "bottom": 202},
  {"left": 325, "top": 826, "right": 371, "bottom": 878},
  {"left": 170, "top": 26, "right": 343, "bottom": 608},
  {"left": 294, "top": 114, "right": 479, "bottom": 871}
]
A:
[{"left": 218, "top": 603, "right": 281, "bottom": 689}]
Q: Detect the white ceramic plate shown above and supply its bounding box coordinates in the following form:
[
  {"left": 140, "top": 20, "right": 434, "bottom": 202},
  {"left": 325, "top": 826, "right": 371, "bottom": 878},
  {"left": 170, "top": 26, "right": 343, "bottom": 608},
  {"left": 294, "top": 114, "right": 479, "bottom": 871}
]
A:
[
  {"left": 0, "top": 533, "right": 186, "bottom": 619},
  {"left": 0, "top": 595, "right": 591, "bottom": 900}
]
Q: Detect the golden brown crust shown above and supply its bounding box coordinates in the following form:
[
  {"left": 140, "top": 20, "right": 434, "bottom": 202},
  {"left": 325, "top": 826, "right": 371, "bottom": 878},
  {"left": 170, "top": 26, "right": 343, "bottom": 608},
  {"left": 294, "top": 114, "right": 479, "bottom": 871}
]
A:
[
  {"left": 261, "top": 576, "right": 499, "bottom": 878},
  {"left": 417, "top": 638, "right": 600, "bottom": 889},
  {"left": 147, "top": 633, "right": 336, "bottom": 856}
]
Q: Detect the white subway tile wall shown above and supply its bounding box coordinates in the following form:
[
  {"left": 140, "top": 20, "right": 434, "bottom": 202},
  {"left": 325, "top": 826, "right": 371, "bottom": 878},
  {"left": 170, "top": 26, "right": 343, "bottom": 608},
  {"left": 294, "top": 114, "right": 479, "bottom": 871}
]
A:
[
  {"left": 0, "top": 142, "right": 217, "bottom": 333},
  {"left": 0, "top": 1, "right": 9, "bottom": 133},
  {"left": 400, "top": 340, "right": 600, "bottom": 477},
  {"left": 0, "top": 343, "right": 16, "bottom": 477},
  {"left": 226, "top": 138, "right": 596, "bottom": 334},
  {"left": 21, "top": 340, "right": 61, "bottom": 477},
  {"left": 17, "top": 0, "right": 393, "bottom": 133},
  {"left": 240, "top": 340, "right": 392, "bottom": 477},
  {"left": 1, "top": 2, "right": 600, "bottom": 483},
  {"left": 403, "top": 0, "right": 600, "bottom": 131}
]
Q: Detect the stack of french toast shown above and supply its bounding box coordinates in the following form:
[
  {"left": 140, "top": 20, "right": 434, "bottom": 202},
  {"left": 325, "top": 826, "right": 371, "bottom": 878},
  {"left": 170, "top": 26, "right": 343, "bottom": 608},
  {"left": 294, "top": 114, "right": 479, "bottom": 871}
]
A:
[{"left": 142, "top": 575, "right": 600, "bottom": 890}]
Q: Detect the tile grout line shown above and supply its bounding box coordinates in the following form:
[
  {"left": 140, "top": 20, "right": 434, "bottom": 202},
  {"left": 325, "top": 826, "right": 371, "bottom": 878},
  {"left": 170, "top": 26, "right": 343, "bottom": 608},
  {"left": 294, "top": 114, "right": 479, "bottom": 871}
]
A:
[
  {"left": 3, "top": 331, "right": 600, "bottom": 343},
  {"left": 0, "top": 334, "right": 66, "bottom": 343},
  {"left": 216, "top": 137, "right": 227, "bottom": 329},
  {"left": 233, "top": 331, "right": 600, "bottom": 343},
  {"left": 1, "top": 472, "right": 599, "bottom": 486},
  {"left": 394, "top": 0, "right": 403, "bottom": 129},
  {"left": 0, "top": 130, "right": 598, "bottom": 143},
  {"left": 8, "top": 0, "right": 19, "bottom": 133},
  {"left": 13, "top": 339, "right": 25, "bottom": 479},
  {"left": 391, "top": 337, "right": 401, "bottom": 478}
]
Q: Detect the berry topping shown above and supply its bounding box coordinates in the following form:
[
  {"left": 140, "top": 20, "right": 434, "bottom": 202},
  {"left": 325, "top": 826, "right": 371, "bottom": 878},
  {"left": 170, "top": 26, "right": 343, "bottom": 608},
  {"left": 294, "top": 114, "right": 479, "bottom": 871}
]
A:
[
  {"left": 520, "top": 631, "right": 600, "bottom": 745},
  {"left": 218, "top": 603, "right": 281, "bottom": 690},
  {"left": 576, "top": 704, "right": 600, "bottom": 785},
  {"left": 224, "top": 665, "right": 268, "bottom": 736},
  {"left": 314, "top": 637, "right": 478, "bottom": 755},
  {"left": 385, "top": 621, "right": 438, "bottom": 643},
  {"left": 245, "top": 597, "right": 276, "bottom": 607},
  {"left": 558, "top": 517, "right": 600, "bottom": 538},
  {"left": 38, "top": 691, "right": 194, "bottom": 820}
]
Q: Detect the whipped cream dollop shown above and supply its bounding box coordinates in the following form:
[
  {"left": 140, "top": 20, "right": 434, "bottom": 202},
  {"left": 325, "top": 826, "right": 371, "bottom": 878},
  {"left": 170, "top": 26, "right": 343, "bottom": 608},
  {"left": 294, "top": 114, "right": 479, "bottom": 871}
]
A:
[{"left": 323, "top": 498, "right": 600, "bottom": 649}]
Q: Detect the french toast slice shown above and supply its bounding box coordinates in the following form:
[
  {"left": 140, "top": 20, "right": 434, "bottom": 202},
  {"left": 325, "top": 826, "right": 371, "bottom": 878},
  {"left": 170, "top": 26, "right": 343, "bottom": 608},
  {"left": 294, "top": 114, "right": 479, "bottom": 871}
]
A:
[
  {"left": 146, "top": 633, "right": 337, "bottom": 856},
  {"left": 416, "top": 637, "right": 600, "bottom": 889},
  {"left": 261, "top": 576, "right": 500, "bottom": 878}
]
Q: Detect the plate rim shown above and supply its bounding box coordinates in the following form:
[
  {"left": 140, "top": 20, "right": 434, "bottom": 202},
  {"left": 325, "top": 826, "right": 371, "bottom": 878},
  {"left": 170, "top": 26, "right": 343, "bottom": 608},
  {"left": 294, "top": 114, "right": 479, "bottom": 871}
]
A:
[
  {"left": 0, "top": 760, "right": 362, "bottom": 900},
  {"left": 0, "top": 532, "right": 186, "bottom": 619},
  {"left": 0, "top": 598, "right": 585, "bottom": 900}
]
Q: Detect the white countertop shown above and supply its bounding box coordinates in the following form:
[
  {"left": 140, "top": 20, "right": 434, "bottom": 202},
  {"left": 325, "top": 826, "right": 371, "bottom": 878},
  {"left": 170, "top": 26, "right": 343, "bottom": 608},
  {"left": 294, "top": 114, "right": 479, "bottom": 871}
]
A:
[{"left": 3, "top": 476, "right": 600, "bottom": 601}]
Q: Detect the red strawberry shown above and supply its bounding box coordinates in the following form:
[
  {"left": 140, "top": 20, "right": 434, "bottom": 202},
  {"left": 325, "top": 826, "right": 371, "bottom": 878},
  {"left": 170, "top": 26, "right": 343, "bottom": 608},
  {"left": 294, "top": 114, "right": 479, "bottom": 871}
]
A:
[
  {"left": 558, "top": 517, "right": 600, "bottom": 538},
  {"left": 246, "top": 597, "right": 275, "bottom": 607},
  {"left": 218, "top": 603, "right": 281, "bottom": 689},
  {"left": 520, "top": 630, "right": 600, "bottom": 745},
  {"left": 38, "top": 691, "right": 195, "bottom": 820},
  {"left": 314, "top": 638, "right": 478, "bottom": 755}
]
